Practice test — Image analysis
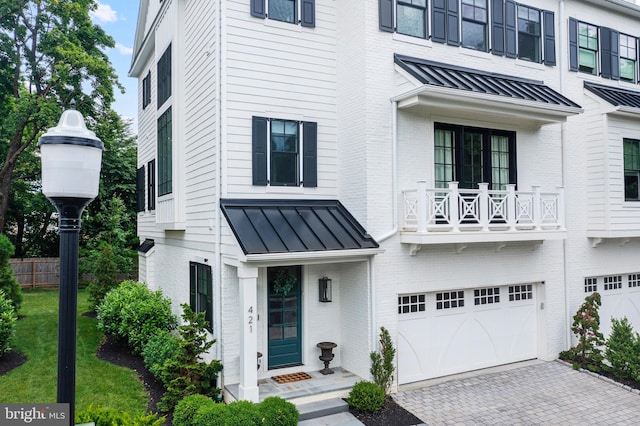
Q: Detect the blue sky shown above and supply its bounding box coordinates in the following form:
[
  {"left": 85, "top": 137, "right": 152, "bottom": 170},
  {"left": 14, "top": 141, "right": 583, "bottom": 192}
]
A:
[{"left": 89, "top": 1, "right": 139, "bottom": 133}]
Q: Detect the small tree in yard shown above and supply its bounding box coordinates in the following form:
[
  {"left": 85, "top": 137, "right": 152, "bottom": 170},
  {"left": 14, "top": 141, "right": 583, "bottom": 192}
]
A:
[
  {"left": 0, "top": 235, "right": 23, "bottom": 312},
  {"left": 605, "top": 317, "right": 640, "bottom": 382},
  {"left": 370, "top": 326, "right": 395, "bottom": 394},
  {"left": 87, "top": 243, "right": 119, "bottom": 310},
  {"left": 158, "top": 304, "right": 223, "bottom": 412},
  {"left": 562, "top": 292, "right": 605, "bottom": 371}
]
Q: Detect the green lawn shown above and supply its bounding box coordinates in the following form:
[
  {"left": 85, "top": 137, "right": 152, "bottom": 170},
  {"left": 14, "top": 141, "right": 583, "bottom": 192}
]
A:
[{"left": 0, "top": 289, "right": 148, "bottom": 415}]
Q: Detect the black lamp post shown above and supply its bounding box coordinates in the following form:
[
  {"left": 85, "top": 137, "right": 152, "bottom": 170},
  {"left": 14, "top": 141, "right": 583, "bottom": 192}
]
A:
[{"left": 38, "top": 102, "right": 103, "bottom": 423}]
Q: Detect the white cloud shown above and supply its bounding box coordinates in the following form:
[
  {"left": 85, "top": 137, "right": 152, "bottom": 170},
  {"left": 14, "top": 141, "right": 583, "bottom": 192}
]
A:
[
  {"left": 90, "top": 2, "right": 118, "bottom": 23},
  {"left": 114, "top": 43, "right": 133, "bottom": 56}
]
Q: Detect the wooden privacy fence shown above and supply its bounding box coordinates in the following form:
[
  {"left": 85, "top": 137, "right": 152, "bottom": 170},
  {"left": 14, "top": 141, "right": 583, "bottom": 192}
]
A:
[
  {"left": 10, "top": 258, "right": 60, "bottom": 289},
  {"left": 10, "top": 258, "right": 139, "bottom": 290}
]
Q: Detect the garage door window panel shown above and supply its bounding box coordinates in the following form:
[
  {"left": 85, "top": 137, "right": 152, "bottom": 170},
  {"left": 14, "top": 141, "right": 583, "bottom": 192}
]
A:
[
  {"left": 474, "top": 287, "right": 500, "bottom": 305},
  {"left": 585, "top": 277, "right": 598, "bottom": 293},
  {"left": 629, "top": 274, "right": 640, "bottom": 288},
  {"left": 398, "top": 293, "right": 426, "bottom": 314},
  {"left": 436, "top": 291, "right": 465, "bottom": 310},
  {"left": 508, "top": 284, "right": 532, "bottom": 301},
  {"left": 604, "top": 275, "right": 622, "bottom": 291}
]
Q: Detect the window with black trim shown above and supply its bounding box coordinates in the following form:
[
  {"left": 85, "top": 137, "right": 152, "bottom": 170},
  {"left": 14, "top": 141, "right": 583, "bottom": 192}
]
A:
[
  {"left": 157, "top": 44, "right": 171, "bottom": 108},
  {"left": 461, "top": 0, "right": 488, "bottom": 51},
  {"left": 158, "top": 108, "right": 172, "bottom": 196},
  {"left": 250, "top": 0, "right": 315, "bottom": 27},
  {"left": 434, "top": 123, "right": 516, "bottom": 190},
  {"left": 252, "top": 116, "right": 317, "bottom": 187},
  {"left": 136, "top": 166, "right": 145, "bottom": 212},
  {"left": 624, "top": 138, "right": 640, "bottom": 201},
  {"left": 517, "top": 5, "right": 540, "bottom": 62},
  {"left": 190, "top": 262, "right": 213, "bottom": 332},
  {"left": 147, "top": 159, "right": 156, "bottom": 210},
  {"left": 142, "top": 71, "right": 151, "bottom": 109},
  {"left": 397, "top": 0, "right": 428, "bottom": 38}
]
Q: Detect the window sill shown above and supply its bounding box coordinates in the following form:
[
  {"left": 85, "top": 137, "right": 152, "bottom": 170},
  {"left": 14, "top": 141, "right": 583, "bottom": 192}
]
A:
[
  {"left": 459, "top": 47, "right": 490, "bottom": 60},
  {"left": 514, "top": 59, "right": 546, "bottom": 71},
  {"left": 266, "top": 185, "right": 304, "bottom": 193},
  {"left": 623, "top": 201, "right": 640, "bottom": 208},
  {"left": 392, "top": 32, "right": 432, "bottom": 48}
]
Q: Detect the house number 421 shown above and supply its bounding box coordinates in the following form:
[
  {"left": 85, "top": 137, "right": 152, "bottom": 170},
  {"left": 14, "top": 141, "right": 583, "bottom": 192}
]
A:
[{"left": 248, "top": 306, "right": 254, "bottom": 333}]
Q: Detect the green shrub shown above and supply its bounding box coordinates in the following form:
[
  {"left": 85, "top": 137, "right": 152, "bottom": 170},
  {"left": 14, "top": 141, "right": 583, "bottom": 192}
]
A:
[
  {"left": 96, "top": 280, "right": 177, "bottom": 354},
  {"left": 0, "top": 290, "right": 17, "bottom": 356},
  {"left": 75, "top": 404, "right": 165, "bottom": 426},
  {"left": 225, "top": 400, "right": 260, "bottom": 425},
  {"left": 258, "top": 397, "right": 299, "bottom": 426},
  {"left": 347, "top": 381, "right": 386, "bottom": 413},
  {"left": 192, "top": 402, "right": 227, "bottom": 426},
  {"left": 142, "top": 329, "right": 181, "bottom": 382},
  {"left": 0, "top": 235, "right": 23, "bottom": 312},
  {"left": 605, "top": 317, "right": 640, "bottom": 381},
  {"left": 158, "top": 304, "right": 223, "bottom": 411},
  {"left": 370, "top": 326, "right": 395, "bottom": 394},
  {"left": 87, "top": 243, "right": 120, "bottom": 310},
  {"left": 173, "top": 394, "right": 215, "bottom": 426},
  {"left": 562, "top": 292, "right": 605, "bottom": 371}
]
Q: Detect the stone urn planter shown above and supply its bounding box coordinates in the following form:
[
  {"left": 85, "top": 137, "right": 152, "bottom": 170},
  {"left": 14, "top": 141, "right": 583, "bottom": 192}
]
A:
[{"left": 317, "top": 341, "right": 337, "bottom": 375}]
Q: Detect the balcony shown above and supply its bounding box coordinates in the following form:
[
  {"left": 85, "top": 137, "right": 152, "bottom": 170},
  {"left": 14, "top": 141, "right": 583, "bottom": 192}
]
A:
[{"left": 401, "top": 182, "right": 565, "bottom": 253}]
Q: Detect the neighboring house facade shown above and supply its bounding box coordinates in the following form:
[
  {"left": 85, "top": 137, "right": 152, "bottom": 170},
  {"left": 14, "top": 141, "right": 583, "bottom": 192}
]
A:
[{"left": 130, "top": 0, "right": 640, "bottom": 402}]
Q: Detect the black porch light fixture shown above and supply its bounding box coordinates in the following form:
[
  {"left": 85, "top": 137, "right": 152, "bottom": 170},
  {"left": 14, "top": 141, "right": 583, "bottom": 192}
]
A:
[
  {"left": 38, "top": 101, "right": 103, "bottom": 422},
  {"left": 319, "top": 276, "right": 332, "bottom": 302}
]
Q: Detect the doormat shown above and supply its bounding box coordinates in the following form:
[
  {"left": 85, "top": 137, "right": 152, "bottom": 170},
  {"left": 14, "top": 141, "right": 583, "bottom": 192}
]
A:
[{"left": 271, "top": 372, "right": 313, "bottom": 384}]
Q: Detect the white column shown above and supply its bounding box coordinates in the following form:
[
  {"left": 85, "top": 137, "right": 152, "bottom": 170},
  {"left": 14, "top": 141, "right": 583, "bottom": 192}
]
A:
[{"left": 238, "top": 265, "right": 259, "bottom": 402}]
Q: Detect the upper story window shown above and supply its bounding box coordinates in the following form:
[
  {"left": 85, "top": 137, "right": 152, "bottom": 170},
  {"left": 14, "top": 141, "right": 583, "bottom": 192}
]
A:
[
  {"left": 250, "top": 0, "right": 315, "bottom": 27},
  {"left": 578, "top": 22, "right": 598, "bottom": 75},
  {"left": 252, "top": 116, "right": 317, "bottom": 187},
  {"left": 190, "top": 262, "right": 213, "bottom": 332},
  {"left": 570, "top": 19, "right": 640, "bottom": 83},
  {"left": 157, "top": 44, "right": 172, "bottom": 108},
  {"left": 379, "top": 0, "right": 556, "bottom": 65},
  {"left": 147, "top": 159, "right": 156, "bottom": 211},
  {"left": 136, "top": 166, "right": 145, "bottom": 212},
  {"left": 624, "top": 138, "right": 640, "bottom": 201},
  {"left": 620, "top": 34, "right": 637, "bottom": 83},
  {"left": 461, "top": 0, "right": 488, "bottom": 52},
  {"left": 397, "top": 0, "right": 427, "bottom": 38},
  {"left": 158, "top": 108, "right": 172, "bottom": 196},
  {"left": 517, "top": 5, "right": 540, "bottom": 63},
  {"left": 435, "top": 123, "right": 516, "bottom": 190},
  {"left": 142, "top": 71, "right": 151, "bottom": 110}
]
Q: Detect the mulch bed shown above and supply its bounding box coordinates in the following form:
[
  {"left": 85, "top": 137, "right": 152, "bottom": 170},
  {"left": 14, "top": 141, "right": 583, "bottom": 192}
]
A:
[
  {"left": 0, "top": 349, "right": 27, "bottom": 376},
  {"left": 349, "top": 396, "right": 424, "bottom": 426}
]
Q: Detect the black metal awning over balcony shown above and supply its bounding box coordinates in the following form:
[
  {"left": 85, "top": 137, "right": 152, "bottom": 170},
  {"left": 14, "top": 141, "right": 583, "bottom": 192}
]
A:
[
  {"left": 393, "top": 54, "right": 583, "bottom": 125},
  {"left": 220, "top": 199, "right": 379, "bottom": 256}
]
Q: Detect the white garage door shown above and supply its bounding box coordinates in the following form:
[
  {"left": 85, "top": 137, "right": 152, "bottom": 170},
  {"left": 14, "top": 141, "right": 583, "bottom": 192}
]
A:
[
  {"left": 398, "top": 284, "right": 538, "bottom": 384},
  {"left": 593, "top": 274, "right": 640, "bottom": 337}
]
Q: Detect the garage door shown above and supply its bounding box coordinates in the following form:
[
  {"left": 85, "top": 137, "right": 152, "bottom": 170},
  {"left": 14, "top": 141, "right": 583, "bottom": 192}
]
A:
[
  {"left": 592, "top": 274, "right": 640, "bottom": 337},
  {"left": 398, "top": 284, "right": 537, "bottom": 384}
]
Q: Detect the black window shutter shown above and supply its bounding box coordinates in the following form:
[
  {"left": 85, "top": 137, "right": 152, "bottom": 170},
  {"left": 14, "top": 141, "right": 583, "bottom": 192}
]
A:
[
  {"left": 301, "top": 0, "right": 315, "bottom": 27},
  {"left": 302, "top": 121, "right": 317, "bottom": 188},
  {"left": 379, "top": 0, "right": 394, "bottom": 32},
  {"left": 505, "top": 0, "right": 516, "bottom": 58},
  {"left": 600, "top": 28, "right": 619, "bottom": 80},
  {"left": 252, "top": 116, "right": 268, "bottom": 186},
  {"left": 136, "top": 166, "right": 145, "bottom": 212},
  {"left": 569, "top": 18, "right": 578, "bottom": 71},
  {"left": 189, "top": 262, "right": 197, "bottom": 311},
  {"left": 491, "top": 0, "right": 505, "bottom": 56},
  {"left": 446, "top": 0, "right": 459, "bottom": 46},
  {"left": 251, "top": 0, "right": 265, "bottom": 18},
  {"left": 432, "top": 0, "right": 447, "bottom": 43},
  {"left": 543, "top": 11, "right": 556, "bottom": 66}
]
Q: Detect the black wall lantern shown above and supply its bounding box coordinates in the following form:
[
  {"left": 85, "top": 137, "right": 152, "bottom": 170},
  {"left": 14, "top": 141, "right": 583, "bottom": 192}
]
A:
[{"left": 319, "top": 277, "right": 332, "bottom": 302}]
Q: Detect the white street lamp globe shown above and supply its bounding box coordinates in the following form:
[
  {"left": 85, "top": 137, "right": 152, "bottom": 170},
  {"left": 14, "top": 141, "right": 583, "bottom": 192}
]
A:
[{"left": 38, "top": 105, "right": 104, "bottom": 200}]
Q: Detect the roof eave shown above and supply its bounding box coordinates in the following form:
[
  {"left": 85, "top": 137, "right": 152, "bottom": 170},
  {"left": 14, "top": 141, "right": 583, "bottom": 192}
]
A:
[
  {"left": 241, "top": 248, "right": 385, "bottom": 265},
  {"left": 393, "top": 85, "right": 583, "bottom": 126}
]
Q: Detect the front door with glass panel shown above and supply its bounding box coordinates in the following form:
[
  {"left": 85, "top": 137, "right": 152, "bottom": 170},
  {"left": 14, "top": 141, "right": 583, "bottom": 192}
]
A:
[{"left": 268, "top": 266, "right": 302, "bottom": 369}]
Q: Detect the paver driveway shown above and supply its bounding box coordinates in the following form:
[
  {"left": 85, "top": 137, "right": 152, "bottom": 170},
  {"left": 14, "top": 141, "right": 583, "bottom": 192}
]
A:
[{"left": 393, "top": 360, "right": 640, "bottom": 425}]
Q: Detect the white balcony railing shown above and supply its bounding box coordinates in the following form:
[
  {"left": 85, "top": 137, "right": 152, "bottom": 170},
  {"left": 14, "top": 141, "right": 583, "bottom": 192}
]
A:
[{"left": 402, "top": 182, "right": 565, "bottom": 236}]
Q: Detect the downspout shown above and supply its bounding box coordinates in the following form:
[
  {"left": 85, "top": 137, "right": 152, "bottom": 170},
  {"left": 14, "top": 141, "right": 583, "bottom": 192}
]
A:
[
  {"left": 375, "top": 100, "right": 399, "bottom": 243},
  {"left": 369, "top": 256, "right": 376, "bottom": 369},
  {"left": 214, "top": 0, "right": 225, "bottom": 362},
  {"left": 559, "top": 0, "right": 571, "bottom": 350}
]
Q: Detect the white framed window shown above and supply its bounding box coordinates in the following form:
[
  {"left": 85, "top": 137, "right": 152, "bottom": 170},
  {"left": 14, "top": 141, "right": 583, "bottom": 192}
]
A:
[
  {"left": 436, "top": 290, "right": 465, "bottom": 310},
  {"left": 398, "top": 293, "right": 427, "bottom": 314},
  {"left": 509, "top": 284, "right": 532, "bottom": 301},
  {"left": 603, "top": 275, "right": 622, "bottom": 291},
  {"left": 474, "top": 287, "right": 500, "bottom": 305},
  {"left": 585, "top": 277, "right": 598, "bottom": 293}
]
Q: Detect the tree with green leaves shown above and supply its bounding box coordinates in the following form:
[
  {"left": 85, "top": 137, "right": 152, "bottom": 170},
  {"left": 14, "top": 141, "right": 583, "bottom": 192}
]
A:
[{"left": 0, "top": 0, "right": 122, "bottom": 233}]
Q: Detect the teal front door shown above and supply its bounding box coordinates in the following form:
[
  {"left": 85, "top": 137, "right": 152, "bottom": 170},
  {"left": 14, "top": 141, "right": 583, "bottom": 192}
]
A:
[{"left": 268, "top": 266, "right": 302, "bottom": 369}]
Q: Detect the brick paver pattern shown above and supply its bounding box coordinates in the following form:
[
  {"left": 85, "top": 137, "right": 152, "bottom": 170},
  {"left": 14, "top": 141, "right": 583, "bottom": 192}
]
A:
[{"left": 393, "top": 361, "right": 640, "bottom": 425}]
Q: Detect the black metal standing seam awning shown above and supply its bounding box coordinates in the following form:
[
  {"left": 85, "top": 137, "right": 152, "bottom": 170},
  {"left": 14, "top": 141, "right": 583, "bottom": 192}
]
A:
[
  {"left": 137, "top": 239, "right": 155, "bottom": 253},
  {"left": 584, "top": 81, "right": 640, "bottom": 109},
  {"left": 394, "top": 54, "right": 582, "bottom": 109},
  {"left": 220, "top": 199, "right": 379, "bottom": 255}
]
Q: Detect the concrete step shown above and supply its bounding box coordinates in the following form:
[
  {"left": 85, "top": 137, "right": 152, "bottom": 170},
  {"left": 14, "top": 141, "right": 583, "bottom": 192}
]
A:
[{"left": 297, "top": 398, "right": 349, "bottom": 421}]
